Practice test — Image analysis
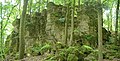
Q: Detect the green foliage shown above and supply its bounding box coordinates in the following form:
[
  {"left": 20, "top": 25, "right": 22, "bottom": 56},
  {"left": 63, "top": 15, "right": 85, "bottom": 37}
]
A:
[
  {"left": 102, "top": 0, "right": 114, "bottom": 10},
  {"left": 84, "top": 34, "right": 94, "bottom": 41},
  {"left": 84, "top": 49, "right": 98, "bottom": 61},
  {"left": 0, "top": 0, "right": 119, "bottom": 61},
  {"left": 80, "top": 45, "right": 93, "bottom": 51},
  {"left": 66, "top": 46, "right": 79, "bottom": 54},
  {"left": 0, "top": 2, "right": 19, "bottom": 59},
  {"left": 55, "top": 18, "right": 65, "bottom": 26},
  {"left": 40, "top": 44, "right": 51, "bottom": 54},
  {"left": 31, "top": 45, "right": 41, "bottom": 55},
  {"left": 67, "top": 54, "right": 78, "bottom": 61},
  {"left": 46, "top": 44, "right": 95, "bottom": 61},
  {"left": 55, "top": 42, "right": 64, "bottom": 49},
  {"left": 103, "top": 44, "right": 120, "bottom": 59},
  {"left": 30, "top": 43, "right": 51, "bottom": 55}
]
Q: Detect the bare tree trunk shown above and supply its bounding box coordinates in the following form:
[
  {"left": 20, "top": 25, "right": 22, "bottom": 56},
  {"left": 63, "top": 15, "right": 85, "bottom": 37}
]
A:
[
  {"left": 110, "top": 3, "right": 113, "bottom": 31},
  {"left": 19, "top": 0, "right": 28, "bottom": 59},
  {"left": 107, "top": 14, "right": 110, "bottom": 31},
  {"left": 115, "top": 0, "right": 119, "bottom": 45},
  {"left": 98, "top": 0, "right": 103, "bottom": 61},
  {"left": 0, "top": 3, "right": 3, "bottom": 48},
  {"left": 38, "top": 0, "right": 41, "bottom": 12},
  {"left": 78, "top": 0, "right": 80, "bottom": 11},
  {"left": 64, "top": 1, "right": 69, "bottom": 45},
  {"left": 0, "top": 2, "right": 4, "bottom": 60},
  {"left": 29, "top": 0, "right": 32, "bottom": 14},
  {"left": 110, "top": 8, "right": 113, "bottom": 31},
  {"left": 19, "top": 0, "right": 21, "bottom": 15},
  {"left": 70, "top": 0, "right": 75, "bottom": 46}
]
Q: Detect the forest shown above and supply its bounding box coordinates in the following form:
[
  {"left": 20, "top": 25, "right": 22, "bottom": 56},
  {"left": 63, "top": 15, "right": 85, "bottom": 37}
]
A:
[{"left": 0, "top": 0, "right": 120, "bottom": 61}]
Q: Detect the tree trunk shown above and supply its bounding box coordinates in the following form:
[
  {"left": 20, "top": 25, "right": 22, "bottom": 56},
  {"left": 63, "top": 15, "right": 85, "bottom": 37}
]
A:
[
  {"left": 64, "top": 1, "right": 69, "bottom": 45},
  {"left": 29, "top": 0, "right": 32, "bottom": 14},
  {"left": 98, "top": 0, "right": 103, "bottom": 61},
  {"left": 115, "top": 0, "right": 119, "bottom": 45},
  {"left": 38, "top": 0, "right": 41, "bottom": 12},
  {"left": 78, "top": 0, "right": 80, "bottom": 10},
  {"left": 107, "top": 14, "right": 110, "bottom": 31},
  {"left": 19, "top": 0, "right": 21, "bottom": 15},
  {"left": 70, "top": 0, "right": 75, "bottom": 46},
  {"left": 0, "top": 2, "right": 4, "bottom": 60},
  {"left": 110, "top": 8, "right": 113, "bottom": 31},
  {"left": 19, "top": 0, "right": 28, "bottom": 59}
]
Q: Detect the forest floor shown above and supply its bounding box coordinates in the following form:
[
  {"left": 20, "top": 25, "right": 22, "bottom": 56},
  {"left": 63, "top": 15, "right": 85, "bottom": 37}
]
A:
[
  {"left": 15, "top": 56, "right": 120, "bottom": 61},
  {"left": 18, "top": 56, "right": 45, "bottom": 61},
  {"left": 103, "top": 58, "right": 120, "bottom": 61},
  {"left": 16, "top": 54, "right": 47, "bottom": 61}
]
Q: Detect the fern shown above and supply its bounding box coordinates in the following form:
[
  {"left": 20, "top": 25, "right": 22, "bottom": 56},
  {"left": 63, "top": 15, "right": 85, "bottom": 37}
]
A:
[{"left": 40, "top": 44, "right": 51, "bottom": 54}]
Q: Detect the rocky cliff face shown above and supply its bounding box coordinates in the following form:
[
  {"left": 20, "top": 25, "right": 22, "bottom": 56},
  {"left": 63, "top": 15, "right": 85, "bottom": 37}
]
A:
[{"left": 6, "top": 2, "right": 99, "bottom": 54}]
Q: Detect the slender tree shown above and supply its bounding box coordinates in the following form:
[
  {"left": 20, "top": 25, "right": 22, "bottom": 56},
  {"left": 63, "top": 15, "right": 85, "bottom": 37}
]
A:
[
  {"left": 98, "top": 0, "right": 103, "bottom": 61},
  {"left": 29, "top": 0, "right": 33, "bottom": 14},
  {"left": 70, "top": 0, "right": 75, "bottom": 46},
  {"left": 115, "top": 0, "right": 119, "bottom": 45},
  {"left": 0, "top": 2, "right": 4, "bottom": 60},
  {"left": 107, "top": 14, "right": 110, "bottom": 31},
  {"left": 78, "top": 0, "right": 80, "bottom": 11},
  {"left": 110, "top": 3, "right": 113, "bottom": 31},
  {"left": 110, "top": 8, "right": 113, "bottom": 31},
  {"left": 19, "top": 0, "right": 21, "bottom": 15},
  {"left": 64, "top": 0, "right": 69, "bottom": 45},
  {"left": 38, "top": 0, "right": 41, "bottom": 12},
  {"left": 19, "top": 0, "right": 28, "bottom": 59}
]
